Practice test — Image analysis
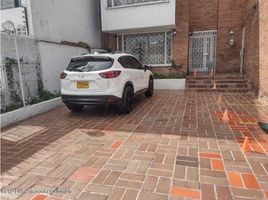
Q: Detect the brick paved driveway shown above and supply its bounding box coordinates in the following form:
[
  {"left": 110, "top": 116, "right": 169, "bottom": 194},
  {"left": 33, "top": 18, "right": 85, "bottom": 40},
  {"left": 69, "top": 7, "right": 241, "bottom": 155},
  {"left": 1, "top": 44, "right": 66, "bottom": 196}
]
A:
[{"left": 1, "top": 91, "right": 268, "bottom": 200}]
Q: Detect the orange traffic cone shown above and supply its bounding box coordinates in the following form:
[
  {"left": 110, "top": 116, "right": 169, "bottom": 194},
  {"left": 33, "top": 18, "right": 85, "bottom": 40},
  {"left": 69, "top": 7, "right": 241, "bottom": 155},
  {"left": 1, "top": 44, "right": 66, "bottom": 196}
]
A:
[
  {"left": 217, "top": 94, "right": 223, "bottom": 103},
  {"left": 213, "top": 82, "right": 217, "bottom": 89},
  {"left": 242, "top": 137, "right": 251, "bottom": 152},
  {"left": 222, "top": 109, "right": 229, "bottom": 121},
  {"left": 193, "top": 69, "right": 197, "bottom": 77}
]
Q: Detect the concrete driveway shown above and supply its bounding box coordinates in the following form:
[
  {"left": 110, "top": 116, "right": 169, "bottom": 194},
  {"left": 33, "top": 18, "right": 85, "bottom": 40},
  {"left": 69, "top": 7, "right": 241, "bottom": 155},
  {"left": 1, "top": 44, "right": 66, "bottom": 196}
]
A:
[{"left": 1, "top": 91, "right": 268, "bottom": 200}]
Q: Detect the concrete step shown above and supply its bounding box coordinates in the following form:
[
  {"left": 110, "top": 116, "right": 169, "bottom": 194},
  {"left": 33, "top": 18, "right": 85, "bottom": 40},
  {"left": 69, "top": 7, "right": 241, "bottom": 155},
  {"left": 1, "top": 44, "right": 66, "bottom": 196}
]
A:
[
  {"left": 187, "top": 73, "right": 244, "bottom": 80},
  {"left": 186, "top": 88, "right": 250, "bottom": 93},
  {"left": 186, "top": 79, "right": 247, "bottom": 84},
  {"left": 186, "top": 73, "right": 250, "bottom": 93},
  {"left": 186, "top": 83, "right": 248, "bottom": 88}
]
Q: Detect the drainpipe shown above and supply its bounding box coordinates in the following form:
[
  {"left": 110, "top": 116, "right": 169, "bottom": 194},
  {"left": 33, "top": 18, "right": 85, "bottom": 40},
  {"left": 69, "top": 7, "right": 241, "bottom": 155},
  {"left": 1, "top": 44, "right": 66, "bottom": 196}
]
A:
[{"left": 240, "top": 27, "right": 246, "bottom": 76}]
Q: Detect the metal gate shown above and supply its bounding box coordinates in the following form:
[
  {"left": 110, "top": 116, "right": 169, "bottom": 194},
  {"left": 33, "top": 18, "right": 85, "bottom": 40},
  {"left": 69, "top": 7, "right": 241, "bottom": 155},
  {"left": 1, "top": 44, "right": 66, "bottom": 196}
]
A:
[{"left": 189, "top": 31, "right": 217, "bottom": 73}]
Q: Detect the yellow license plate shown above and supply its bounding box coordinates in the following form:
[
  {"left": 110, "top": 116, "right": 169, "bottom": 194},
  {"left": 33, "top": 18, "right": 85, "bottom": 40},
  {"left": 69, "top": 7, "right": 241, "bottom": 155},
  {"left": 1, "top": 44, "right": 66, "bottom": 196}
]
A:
[{"left": 77, "top": 81, "right": 89, "bottom": 88}]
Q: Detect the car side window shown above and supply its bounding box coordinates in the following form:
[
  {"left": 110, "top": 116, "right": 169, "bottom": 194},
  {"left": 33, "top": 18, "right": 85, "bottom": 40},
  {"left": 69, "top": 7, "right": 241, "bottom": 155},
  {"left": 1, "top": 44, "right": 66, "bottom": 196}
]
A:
[
  {"left": 118, "top": 56, "right": 128, "bottom": 68},
  {"left": 126, "top": 56, "right": 135, "bottom": 69},
  {"left": 118, "top": 56, "right": 139, "bottom": 70},
  {"left": 131, "top": 57, "right": 144, "bottom": 70}
]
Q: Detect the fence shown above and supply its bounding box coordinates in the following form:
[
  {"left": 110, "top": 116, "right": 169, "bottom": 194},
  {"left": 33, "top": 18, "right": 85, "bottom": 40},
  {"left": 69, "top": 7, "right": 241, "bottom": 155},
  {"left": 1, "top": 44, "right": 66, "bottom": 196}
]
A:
[
  {"left": 0, "top": 33, "right": 42, "bottom": 113},
  {"left": 0, "top": 58, "right": 41, "bottom": 112}
]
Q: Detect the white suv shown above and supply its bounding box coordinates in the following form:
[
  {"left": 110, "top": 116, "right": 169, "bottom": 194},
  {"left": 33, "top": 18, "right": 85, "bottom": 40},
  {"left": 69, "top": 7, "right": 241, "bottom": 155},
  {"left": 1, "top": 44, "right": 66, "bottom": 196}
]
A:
[{"left": 60, "top": 52, "right": 154, "bottom": 113}]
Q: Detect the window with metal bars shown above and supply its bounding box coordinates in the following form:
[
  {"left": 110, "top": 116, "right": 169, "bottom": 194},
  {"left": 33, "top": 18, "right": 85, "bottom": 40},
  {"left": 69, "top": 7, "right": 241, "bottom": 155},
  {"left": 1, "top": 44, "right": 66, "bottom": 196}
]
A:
[
  {"left": 117, "top": 32, "right": 172, "bottom": 65},
  {"left": 107, "top": 0, "right": 167, "bottom": 8}
]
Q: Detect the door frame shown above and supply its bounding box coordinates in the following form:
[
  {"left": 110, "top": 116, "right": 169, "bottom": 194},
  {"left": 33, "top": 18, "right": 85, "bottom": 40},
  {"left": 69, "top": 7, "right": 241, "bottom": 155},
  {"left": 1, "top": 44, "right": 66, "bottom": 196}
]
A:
[{"left": 189, "top": 30, "right": 217, "bottom": 74}]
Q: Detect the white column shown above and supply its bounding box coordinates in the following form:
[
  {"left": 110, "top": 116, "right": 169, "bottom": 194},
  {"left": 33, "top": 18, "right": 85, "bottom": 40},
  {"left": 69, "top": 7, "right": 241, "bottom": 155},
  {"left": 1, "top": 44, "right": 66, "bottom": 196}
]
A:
[{"left": 14, "top": 35, "right": 26, "bottom": 107}]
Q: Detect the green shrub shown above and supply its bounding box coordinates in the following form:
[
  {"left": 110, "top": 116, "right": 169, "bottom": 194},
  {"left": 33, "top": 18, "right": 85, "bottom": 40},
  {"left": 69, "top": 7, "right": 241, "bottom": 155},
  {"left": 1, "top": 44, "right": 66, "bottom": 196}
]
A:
[
  {"left": 153, "top": 72, "right": 186, "bottom": 79},
  {"left": 29, "top": 90, "right": 59, "bottom": 105},
  {"left": 1, "top": 103, "right": 23, "bottom": 113}
]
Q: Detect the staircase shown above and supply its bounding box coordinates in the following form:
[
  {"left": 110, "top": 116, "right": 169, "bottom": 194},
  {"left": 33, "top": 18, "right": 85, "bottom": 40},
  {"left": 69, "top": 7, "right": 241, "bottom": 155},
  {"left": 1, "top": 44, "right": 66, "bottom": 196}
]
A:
[{"left": 186, "top": 73, "right": 250, "bottom": 93}]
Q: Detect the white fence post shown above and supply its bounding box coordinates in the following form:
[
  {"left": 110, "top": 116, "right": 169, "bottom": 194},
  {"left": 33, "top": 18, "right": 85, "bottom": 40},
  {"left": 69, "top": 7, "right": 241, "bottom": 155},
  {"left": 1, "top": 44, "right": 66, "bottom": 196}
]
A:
[{"left": 14, "top": 35, "right": 26, "bottom": 107}]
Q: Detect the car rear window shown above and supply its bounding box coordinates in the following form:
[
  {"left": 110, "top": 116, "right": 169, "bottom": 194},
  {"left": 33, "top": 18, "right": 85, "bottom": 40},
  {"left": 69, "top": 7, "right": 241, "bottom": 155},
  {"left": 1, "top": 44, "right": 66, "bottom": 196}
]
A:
[{"left": 66, "top": 56, "right": 113, "bottom": 72}]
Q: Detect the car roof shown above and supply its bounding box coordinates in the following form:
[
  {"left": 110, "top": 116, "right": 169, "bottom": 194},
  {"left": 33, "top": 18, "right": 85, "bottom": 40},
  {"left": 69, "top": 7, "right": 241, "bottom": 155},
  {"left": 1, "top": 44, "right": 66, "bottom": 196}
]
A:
[{"left": 71, "top": 52, "right": 133, "bottom": 60}]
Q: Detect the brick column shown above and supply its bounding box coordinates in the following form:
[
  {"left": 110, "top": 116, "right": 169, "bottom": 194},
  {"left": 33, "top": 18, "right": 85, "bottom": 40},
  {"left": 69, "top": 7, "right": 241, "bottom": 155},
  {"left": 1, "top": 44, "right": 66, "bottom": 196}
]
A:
[
  {"left": 244, "top": 0, "right": 260, "bottom": 95},
  {"left": 172, "top": 0, "right": 190, "bottom": 74},
  {"left": 259, "top": 0, "right": 268, "bottom": 97},
  {"left": 216, "top": 0, "right": 247, "bottom": 73},
  {"left": 101, "top": 32, "right": 117, "bottom": 51}
]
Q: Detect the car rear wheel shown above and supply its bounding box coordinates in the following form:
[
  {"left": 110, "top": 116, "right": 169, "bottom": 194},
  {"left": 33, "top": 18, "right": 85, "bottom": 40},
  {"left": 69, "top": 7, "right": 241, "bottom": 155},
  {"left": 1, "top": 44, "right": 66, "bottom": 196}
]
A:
[
  {"left": 118, "top": 85, "right": 134, "bottom": 114},
  {"left": 66, "top": 104, "right": 84, "bottom": 112},
  {"left": 145, "top": 77, "right": 154, "bottom": 97}
]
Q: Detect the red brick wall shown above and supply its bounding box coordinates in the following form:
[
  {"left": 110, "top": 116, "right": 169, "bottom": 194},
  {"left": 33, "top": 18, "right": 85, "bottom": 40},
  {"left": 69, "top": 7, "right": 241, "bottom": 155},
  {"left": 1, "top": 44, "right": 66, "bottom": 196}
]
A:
[
  {"left": 102, "top": 0, "right": 266, "bottom": 81},
  {"left": 259, "top": 0, "right": 268, "bottom": 97},
  {"left": 173, "top": 0, "right": 247, "bottom": 74},
  {"left": 101, "top": 33, "right": 117, "bottom": 51},
  {"left": 243, "top": 0, "right": 268, "bottom": 97},
  {"left": 189, "top": 0, "right": 218, "bottom": 32},
  {"left": 216, "top": 0, "right": 247, "bottom": 73},
  {"left": 172, "top": 0, "right": 190, "bottom": 74},
  {"left": 244, "top": 0, "right": 259, "bottom": 95}
]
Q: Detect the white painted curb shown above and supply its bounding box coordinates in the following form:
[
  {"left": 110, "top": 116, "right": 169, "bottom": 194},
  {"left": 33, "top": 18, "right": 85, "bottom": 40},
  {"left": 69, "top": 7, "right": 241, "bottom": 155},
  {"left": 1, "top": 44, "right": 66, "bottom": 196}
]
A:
[
  {"left": 154, "top": 79, "right": 185, "bottom": 90},
  {"left": 1, "top": 97, "right": 63, "bottom": 128}
]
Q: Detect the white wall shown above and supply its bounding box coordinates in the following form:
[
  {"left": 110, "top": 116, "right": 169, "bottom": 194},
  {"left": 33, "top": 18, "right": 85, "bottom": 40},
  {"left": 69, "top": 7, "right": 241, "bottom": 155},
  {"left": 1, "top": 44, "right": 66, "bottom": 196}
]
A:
[
  {"left": 101, "top": 0, "right": 176, "bottom": 33},
  {"left": 28, "top": 0, "right": 101, "bottom": 48},
  {"left": 1, "top": 33, "right": 41, "bottom": 108},
  {"left": 1, "top": 97, "right": 63, "bottom": 128},
  {"left": 38, "top": 42, "right": 88, "bottom": 92},
  {"left": 1, "top": 33, "right": 39, "bottom": 62},
  {"left": 1, "top": 7, "right": 28, "bottom": 35}
]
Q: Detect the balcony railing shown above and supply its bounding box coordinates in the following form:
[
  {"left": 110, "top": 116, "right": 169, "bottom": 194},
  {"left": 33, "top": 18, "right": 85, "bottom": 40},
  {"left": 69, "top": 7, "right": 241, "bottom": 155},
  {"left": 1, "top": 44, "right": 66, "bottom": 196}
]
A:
[{"left": 107, "top": 0, "right": 167, "bottom": 8}]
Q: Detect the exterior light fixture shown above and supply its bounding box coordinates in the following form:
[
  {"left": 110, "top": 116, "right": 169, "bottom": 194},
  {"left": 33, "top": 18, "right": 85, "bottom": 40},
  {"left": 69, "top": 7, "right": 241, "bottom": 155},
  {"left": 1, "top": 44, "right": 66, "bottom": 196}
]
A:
[{"left": 229, "top": 31, "right": 235, "bottom": 46}]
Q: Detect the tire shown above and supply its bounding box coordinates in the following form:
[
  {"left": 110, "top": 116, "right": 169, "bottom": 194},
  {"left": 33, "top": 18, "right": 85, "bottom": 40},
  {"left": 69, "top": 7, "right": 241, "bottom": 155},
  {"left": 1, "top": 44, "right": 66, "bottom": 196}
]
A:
[
  {"left": 145, "top": 77, "right": 154, "bottom": 97},
  {"left": 66, "top": 104, "right": 84, "bottom": 112},
  {"left": 118, "top": 85, "right": 134, "bottom": 114}
]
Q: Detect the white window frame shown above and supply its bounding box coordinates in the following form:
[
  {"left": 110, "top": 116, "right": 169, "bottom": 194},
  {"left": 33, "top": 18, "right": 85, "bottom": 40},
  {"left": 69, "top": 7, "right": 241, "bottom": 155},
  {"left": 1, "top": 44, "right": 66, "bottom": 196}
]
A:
[
  {"left": 117, "top": 31, "right": 172, "bottom": 66},
  {"left": 107, "top": 0, "right": 169, "bottom": 9}
]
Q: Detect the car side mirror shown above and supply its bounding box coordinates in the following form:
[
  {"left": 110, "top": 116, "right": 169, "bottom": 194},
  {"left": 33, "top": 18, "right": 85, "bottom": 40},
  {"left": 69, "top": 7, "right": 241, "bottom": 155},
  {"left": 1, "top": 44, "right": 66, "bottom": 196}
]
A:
[{"left": 144, "top": 65, "right": 151, "bottom": 71}]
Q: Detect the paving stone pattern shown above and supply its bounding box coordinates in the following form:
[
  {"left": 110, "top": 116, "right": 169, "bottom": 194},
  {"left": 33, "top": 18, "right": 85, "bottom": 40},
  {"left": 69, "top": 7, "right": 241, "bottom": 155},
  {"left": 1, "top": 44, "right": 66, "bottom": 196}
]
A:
[{"left": 1, "top": 91, "right": 268, "bottom": 200}]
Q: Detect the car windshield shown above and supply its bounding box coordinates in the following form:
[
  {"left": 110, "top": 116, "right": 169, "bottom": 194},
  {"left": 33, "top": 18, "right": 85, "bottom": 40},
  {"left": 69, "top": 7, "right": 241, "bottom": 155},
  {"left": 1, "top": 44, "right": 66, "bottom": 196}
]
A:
[{"left": 66, "top": 56, "right": 113, "bottom": 72}]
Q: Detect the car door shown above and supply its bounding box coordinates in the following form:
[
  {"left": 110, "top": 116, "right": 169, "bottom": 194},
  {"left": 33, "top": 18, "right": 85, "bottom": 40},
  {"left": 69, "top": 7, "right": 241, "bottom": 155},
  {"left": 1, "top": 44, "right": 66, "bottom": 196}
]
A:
[{"left": 130, "top": 57, "right": 148, "bottom": 90}]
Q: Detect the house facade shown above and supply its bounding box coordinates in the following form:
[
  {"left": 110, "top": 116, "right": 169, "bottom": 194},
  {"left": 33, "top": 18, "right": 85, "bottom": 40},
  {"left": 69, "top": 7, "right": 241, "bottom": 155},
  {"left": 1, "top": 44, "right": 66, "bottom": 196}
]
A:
[
  {"left": 1, "top": 0, "right": 267, "bottom": 97},
  {"left": 100, "top": 0, "right": 247, "bottom": 74},
  {"left": 101, "top": 0, "right": 268, "bottom": 97}
]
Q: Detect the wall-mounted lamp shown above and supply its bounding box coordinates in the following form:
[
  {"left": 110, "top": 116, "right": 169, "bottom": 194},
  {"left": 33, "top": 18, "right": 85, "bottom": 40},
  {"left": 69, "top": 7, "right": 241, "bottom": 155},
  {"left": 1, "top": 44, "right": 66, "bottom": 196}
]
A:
[
  {"left": 229, "top": 31, "right": 235, "bottom": 46},
  {"left": 172, "top": 30, "right": 177, "bottom": 35}
]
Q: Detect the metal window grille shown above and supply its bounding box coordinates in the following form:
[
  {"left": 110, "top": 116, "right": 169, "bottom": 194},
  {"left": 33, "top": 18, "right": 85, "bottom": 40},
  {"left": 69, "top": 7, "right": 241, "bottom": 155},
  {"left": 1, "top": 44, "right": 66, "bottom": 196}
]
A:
[
  {"left": 107, "top": 0, "right": 166, "bottom": 8},
  {"left": 118, "top": 32, "right": 172, "bottom": 65}
]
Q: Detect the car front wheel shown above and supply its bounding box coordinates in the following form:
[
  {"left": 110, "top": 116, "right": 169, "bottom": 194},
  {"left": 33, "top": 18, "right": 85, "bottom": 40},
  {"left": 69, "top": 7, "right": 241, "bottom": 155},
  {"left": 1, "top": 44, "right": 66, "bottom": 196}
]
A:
[
  {"left": 66, "top": 104, "right": 84, "bottom": 112},
  {"left": 118, "top": 85, "right": 134, "bottom": 114}
]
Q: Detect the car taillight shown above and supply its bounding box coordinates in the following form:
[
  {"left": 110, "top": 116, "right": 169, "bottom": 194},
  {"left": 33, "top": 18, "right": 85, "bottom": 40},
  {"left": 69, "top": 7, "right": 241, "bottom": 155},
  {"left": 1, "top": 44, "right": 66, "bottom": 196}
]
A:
[
  {"left": 60, "top": 72, "right": 67, "bottom": 79},
  {"left": 99, "top": 70, "right": 121, "bottom": 79}
]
